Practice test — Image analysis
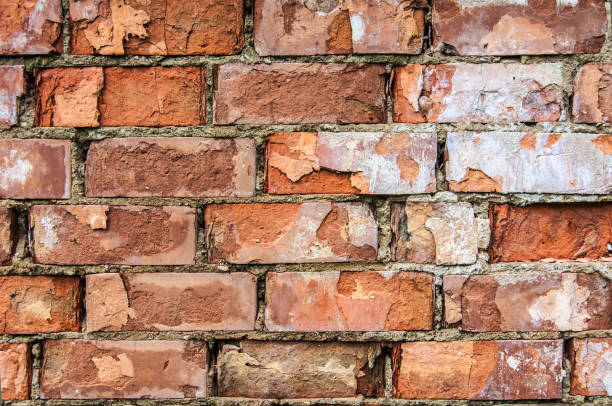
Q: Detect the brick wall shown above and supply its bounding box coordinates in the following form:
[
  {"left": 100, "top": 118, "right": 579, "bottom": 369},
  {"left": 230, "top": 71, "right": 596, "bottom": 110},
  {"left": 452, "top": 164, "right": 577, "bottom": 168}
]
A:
[{"left": 0, "top": 0, "right": 611, "bottom": 403}]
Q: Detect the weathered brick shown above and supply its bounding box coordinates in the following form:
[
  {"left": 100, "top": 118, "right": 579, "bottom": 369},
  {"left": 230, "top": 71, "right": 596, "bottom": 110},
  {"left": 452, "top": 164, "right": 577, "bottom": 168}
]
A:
[
  {"left": 265, "top": 271, "right": 433, "bottom": 331},
  {"left": 391, "top": 202, "right": 478, "bottom": 265},
  {"left": 446, "top": 132, "right": 612, "bottom": 194},
  {"left": 40, "top": 340, "right": 207, "bottom": 399},
  {"left": 30, "top": 205, "right": 196, "bottom": 265},
  {"left": 0, "top": 276, "right": 82, "bottom": 334},
  {"left": 393, "top": 340, "right": 563, "bottom": 399},
  {"left": 0, "top": 344, "right": 31, "bottom": 400},
  {"left": 0, "top": 0, "right": 62, "bottom": 54},
  {"left": 86, "top": 137, "right": 256, "bottom": 197},
  {"left": 70, "top": 0, "right": 244, "bottom": 55},
  {"left": 36, "top": 67, "right": 206, "bottom": 127},
  {"left": 217, "top": 341, "right": 384, "bottom": 398},
  {"left": 205, "top": 203, "right": 377, "bottom": 264},
  {"left": 254, "top": 0, "right": 426, "bottom": 55},
  {"left": 0, "top": 139, "right": 71, "bottom": 199},
  {"left": 0, "top": 208, "right": 16, "bottom": 266},
  {"left": 86, "top": 273, "right": 257, "bottom": 331},
  {"left": 489, "top": 204, "right": 612, "bottom": 262},
  {"left": 265, "top": 132, "right": 437, "bottom": 194},
  {"left": 573, "top": 62, "right": 612, "bottom": 123},
  {"left": 569, "top": 338, "right": 612, "bottom": 396},
  {"left": 443, "top": 273, "right": 611, "bottom": 331},
  {"left": 392, "top": 63, "right": 563, "bottom": 123},
  {"left": 0, "top": 65, "right": 24, "bottom": 126},
  {"left": 213, "top": 63, "right": 386, "bottom": 124},
  {"left": 433, "top": 0, "right": 606, "bottom": 55}
]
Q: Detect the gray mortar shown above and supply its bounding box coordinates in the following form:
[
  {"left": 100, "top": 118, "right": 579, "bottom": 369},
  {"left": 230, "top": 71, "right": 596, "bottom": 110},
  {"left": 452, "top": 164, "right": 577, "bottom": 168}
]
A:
[{"left": 0, "top": 0, "right": 611, "bottom": 404}]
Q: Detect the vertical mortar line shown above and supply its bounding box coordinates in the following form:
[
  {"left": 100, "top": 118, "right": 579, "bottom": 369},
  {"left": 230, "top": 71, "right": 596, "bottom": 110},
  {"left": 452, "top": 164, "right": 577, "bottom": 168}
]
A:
[
  {"left": 30, "top": 341, "right": 42, "bottom": 400},
  {"left": 195, "top": 205, "right": 207, "bottom": 266},
  {"left": 254, "top": 131, "right": 266, "bottom": 196},
  {"left": 70, "top": 129, "right": 88, "bottom": 200},
  {"left": 205, "top": 64, "right": 214, "bottom": 126},
  {"left": 384, "top": 346, "right": 393, "bottom": 399},
  {"left": 433, "top": 273, "right": 443, "bottom": 330},
  {"left": 254, "top": 268, "right": 267, "bottom": 332},
  {"left": 61, "top": 0, "right": 71, "bottom": 56}
]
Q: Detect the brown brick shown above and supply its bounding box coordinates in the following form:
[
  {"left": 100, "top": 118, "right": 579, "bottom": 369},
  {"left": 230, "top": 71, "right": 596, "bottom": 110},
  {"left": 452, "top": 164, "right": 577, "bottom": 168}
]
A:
[
  {"left": 572, "top": 62, "right": 612, "bottom": 123},
  {"left": 40, "top": 340, "right": 207, "bottom": 399},
  {"left": 205, "top": 202, "right": 377, "bottom": 264},
  {"left": 265, "top": 271, "right": 433, "bottom": 331},
  {"left": 393, "top": 340, "right": 563, "bottom": 399},
  {"left": 86, "top": 137, "right": 256, "bottom": 197},
  {"left": 86, "top": 273, "right": 257, "bottom": 331},
  {"left": 217, "top": 341, "right": 384, "bottom": 398},
  {"left": 0, "top": 66, "right": 24, "bottom": 126},
  {"left": 489, "top": 204, "right": 612, "bottom": 262},
  {"left": 36, "top": 67, "right": 206, "bottom": 127},
  {"left": 70, "top": 0, "right": 243, "bottom": 55},
  {"left": 443, "top": 273, "right": 611, "bottom": 331},
  {"left": 392, "top": 63, "right": 563, "bottom": 123},
  {"left": 30, "top": 205, "right": 196, "bottom": 265},
  {"left": 0, "top": 276, "right": 82, "bottom": 334},
  {"left": 0, "top": 343, "right": 31, "bottom": 400},
  {"left": 265, "top": 132, "right": 437, "bottom": 194},
  {"left": 254, "top": 0, "right": 426, "bottom": 55},
  {"left": 0, "top": 139, "right": 71, "bottom": 199},
  {"left": 433, "top": 0, "right": 606, "bottom": 55},
  {"left": 0, "top": 0, "right": 62, "bottom": 54},
  {"left": 0, "top": 208, "right": 17, "bottom": 266},
  {"left": 569, "top": 338, "right": 612, "bottom": 396},
  {"left": 213, "top": 63, "right": 386, "bottom": 124}
]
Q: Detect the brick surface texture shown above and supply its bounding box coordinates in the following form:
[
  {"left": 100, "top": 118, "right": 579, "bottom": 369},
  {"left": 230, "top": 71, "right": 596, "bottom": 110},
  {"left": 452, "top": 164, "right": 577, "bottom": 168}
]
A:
[{"left": 0, "top": 0, "right": 611, "bottom": 404}]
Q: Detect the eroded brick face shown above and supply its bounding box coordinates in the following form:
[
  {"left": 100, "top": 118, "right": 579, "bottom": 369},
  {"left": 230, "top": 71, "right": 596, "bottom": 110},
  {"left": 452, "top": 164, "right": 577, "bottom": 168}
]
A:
[
  {"left": 30, "top": 205, "right": 197, "bottom": 265},
  {"left": 0, "top": 344, "right": 31, "bottom": 400},
  {"left": 205, "top": 202, "right": 378, "bottom": 264},
  {"left": 86, "top": 137, "right": 256, "bottom": 197},
  {"left": 0, "top": 208, "right": 16, "bottom": 266},
  {"left": 0, "top": 65, "right": 24, "bottom": 126},
  {"left": 393, "top": 340, "right": 563, "bottom": 399},
  {"left": 433, "top": 0, "right": 606, "bottom": 55},
  {"left": 265, "top": 132, "right": 437, "bottom": 194},
  {"left": 265, "top": 271, "right": 433, "bottom": 331},
  {"left": 86, "top": 273, "right": 257, "bottom": 331},
  {"left": 70, "top": 0, "right": 244, "bottom": 55},
  {"left": 254, "top": 0, "right": 426, "bottom": 55},
  {"left": 0, "top": 0, "right": 62, "bottom": 55},
  {"left": 569, "top": 338, "right": 612, "bottom": 396},
  {"left": 217, "top": 341, "right": 384, "bottom": 398},
  {"left": 573, "top": 62, "right": 612, "bottom": 123},
  {"left": 40, "top": 340, "right": 208, "bottom": 399}
]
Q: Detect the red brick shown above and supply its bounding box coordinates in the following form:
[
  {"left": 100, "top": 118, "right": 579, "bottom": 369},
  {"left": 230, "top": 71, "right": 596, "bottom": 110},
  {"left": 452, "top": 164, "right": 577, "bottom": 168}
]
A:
[
  {"left": 40, "top": 340, "right": 207, "bottom": 399},
  {"left": 0, "top": 65, "right": 24, "bottom": 126},
  {"left": 217, "top": 341, "right": 384, "bottom": 398},
  {"left": 0, "top": 0, "right": 62, "bottom": 54},
  {"left": 391, "top": 202, "right": 478, "bottom": 265},
  {"left": 0, "top": 344, "right": 31, "bottom": 400},
  {"left": 443, "top": 273, "right": 611, "bottom": 331},
  {"left": 265, "top": 271, "right": 433, "bottom": 331},
  {"left": 254, "top": 0, "right": 426, "bottom": 55},
  {"left": 569, "top": 338, "right": 612, "bottom": 396},
  {"left": 0, "top": 208, "right": 16, "bottom": 266},
  {"left": 30, "top": 205, "right": 196, "bottom": 265},
  {"left": 205, "top": 203, "right": 377, "bottom": 264},
  {"left": 393, "top": 340, "right": 563, "bottom": 399},
  {"left": 433, "top": 0, "right": 606, "bottom": 55},
  {"left": 70, "top": 0, "right": 243, "bottom": 55},
  {"left": 0, "top": 139, "right": 71, "bottom": 199},
  {"left": 36, "top": 67, "right": 206, "bottom": 127},
  {"left": 489, "top": 204, "right": 612, "bottom": 262},
  {"left": 265, "top": 132, "right": 437, "bottom": 194},
  {"left": 392, "top": 63, "right": 563, "bottom": 123},
  {"left": 86, "top": 137, "right": 256, "bottom": 197},
  {"left": 213, "top": 63, "right": 386, "bottom": 124},
  {"left": 0, "top": 276, "right": 82, "bottom": 334},
  {"left": 86, "top": 272, "right": 257, "bottom": 331},
  {"left": 572, "top": 62, "right": 612, "bottom": 123}
]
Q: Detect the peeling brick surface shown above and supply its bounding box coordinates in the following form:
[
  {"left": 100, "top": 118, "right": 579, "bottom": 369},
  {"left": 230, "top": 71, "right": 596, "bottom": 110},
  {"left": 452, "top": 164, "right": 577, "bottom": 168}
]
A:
[
  {"left": 433, "top": 0, "right": 606, "bottom": 55},
  {"left": 254, "top": 0, "right": 427, "bottom": 55},
  {"left": 0, "top": 343, "right": 31, "bottom": 400},
  {"left": 393, "top": 340, "right": 563, "bottom": 399},
  {"left": 70, "top": 0, "right": 244, "bottom": 55},
  {"left": 217, "top": 341, "right": 384, "bottom": 398},
  {"left": 573, "top": 62, "right": 612, "bottom": 123},
  {"left": 86, "top": 137, "right": 256, "bottom": 197},
  {"left": 0, "top": 0, "right": 62, "bottom": 55},
  {"left": 0, "top": 208, "right": 16, "bottom": 266},
  {"left": 265, "top": 271, "right": 433, "bottom": 331},
  {"left": 569, "top": 338, "right": 612, "bottom": 396},
  {"left": 40, "top": 340, "right": 208, "bottom": 399},
  {"left": 0, "top": 65, "right": 24, "bottom": 126},
  {"left": 265, "top": 132, "right": 437, "bottom": 194},
  {"left": 86, "top": 273, "right": 257, "bottom": 331}
]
